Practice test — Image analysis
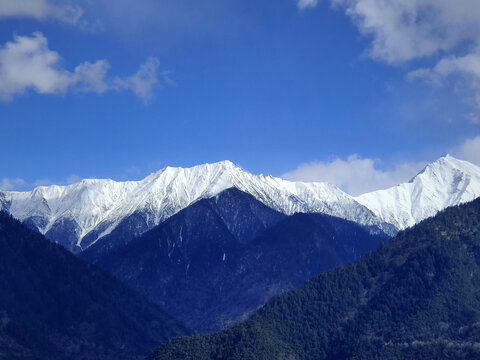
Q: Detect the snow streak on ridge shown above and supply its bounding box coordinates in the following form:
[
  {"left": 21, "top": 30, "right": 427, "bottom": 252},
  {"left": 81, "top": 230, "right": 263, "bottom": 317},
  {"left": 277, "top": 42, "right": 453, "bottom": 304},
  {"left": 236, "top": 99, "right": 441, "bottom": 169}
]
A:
[
  {"left": 1, "top": 155, "right": 480, "bottom": 252},
  {"left": 0, "top": 161, "right": 381, "bottom": 251}
]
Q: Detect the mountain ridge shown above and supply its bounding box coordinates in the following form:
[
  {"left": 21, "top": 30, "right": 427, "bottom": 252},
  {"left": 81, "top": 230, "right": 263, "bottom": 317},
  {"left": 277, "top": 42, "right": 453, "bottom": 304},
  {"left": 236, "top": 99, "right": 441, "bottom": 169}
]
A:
[
  {"left": 1, "top": 156, "right": 479, "bottom": 253},
  {"left": 355, "top": 154, "right": 480, "bottom": 230},
  {"left": 0, "top": 160, "right": 388, "bottom": 252}
]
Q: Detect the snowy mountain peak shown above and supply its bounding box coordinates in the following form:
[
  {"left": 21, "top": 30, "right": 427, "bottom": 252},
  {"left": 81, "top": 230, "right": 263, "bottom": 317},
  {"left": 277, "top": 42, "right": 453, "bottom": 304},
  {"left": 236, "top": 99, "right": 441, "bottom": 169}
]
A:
[
  {"left": 0, "top": 161, "right": 382, "bottom": 252},
  {"left": 2, "top": 156, "right": 480, "bottom": 253},
  {"left": 416, "top": 153, "right": 461, "bottom": 175},
  {"left": 356, "top": 155, "right": 480, "bottom": 230},
  {"left": 147, "top": 160, "right": 239, "bottom": 178}
]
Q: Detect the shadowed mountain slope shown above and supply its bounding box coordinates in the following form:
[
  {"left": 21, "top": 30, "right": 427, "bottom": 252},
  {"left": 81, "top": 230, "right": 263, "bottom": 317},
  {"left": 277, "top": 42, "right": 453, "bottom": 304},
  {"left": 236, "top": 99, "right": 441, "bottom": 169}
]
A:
[
  {"left": 149, "top": 198, "right": 480, "bottom": 360},
  {"left": 0, "top": 212, "right": 189, "bottom": 360},
  {"left": 94, "top": 188, "right": 385, "bottom": 333}
]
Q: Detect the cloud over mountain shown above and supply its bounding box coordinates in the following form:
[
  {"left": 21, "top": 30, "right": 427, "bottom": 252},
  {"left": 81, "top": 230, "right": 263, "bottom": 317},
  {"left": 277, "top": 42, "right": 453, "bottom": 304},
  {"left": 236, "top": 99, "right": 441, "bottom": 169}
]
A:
[
  {"left": 452, "top": 136, "right": 480, "bottom": 166},
  {"left": 282, "top": 155, "right": 426, "bottom": 196}
]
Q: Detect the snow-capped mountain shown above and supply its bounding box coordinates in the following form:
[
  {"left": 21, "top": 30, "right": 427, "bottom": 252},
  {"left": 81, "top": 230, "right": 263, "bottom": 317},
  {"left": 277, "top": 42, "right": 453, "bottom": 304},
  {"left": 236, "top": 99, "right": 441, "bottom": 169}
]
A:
[
  {"left": 0, "top": 161, "right": 387, "bottom": 252},
  {"left": 1, "top": 155, "right": 479, "bottom": 253},
  {"left": 355, "top": 154, "right": 480, "bottom": 230}
]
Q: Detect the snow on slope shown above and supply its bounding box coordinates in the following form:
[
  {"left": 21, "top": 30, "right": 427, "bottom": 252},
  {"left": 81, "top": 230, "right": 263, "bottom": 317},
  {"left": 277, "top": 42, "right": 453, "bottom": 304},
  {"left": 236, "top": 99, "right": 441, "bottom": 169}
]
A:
[
  {"left": 355, "top": 154, "right": 480, "bottom": 230},
  {"left": 0, "top": 161, "right": 384, "bottom": 251},
  {"left": 2, "top": 155, "right": 478, "bottom": 253}
]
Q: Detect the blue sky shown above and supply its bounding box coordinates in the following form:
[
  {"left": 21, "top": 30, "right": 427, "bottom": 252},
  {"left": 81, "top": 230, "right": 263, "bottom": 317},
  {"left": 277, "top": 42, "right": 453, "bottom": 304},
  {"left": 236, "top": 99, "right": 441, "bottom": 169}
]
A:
[{"left": 1, "top": 0, "right": 480, "bottom": 195}]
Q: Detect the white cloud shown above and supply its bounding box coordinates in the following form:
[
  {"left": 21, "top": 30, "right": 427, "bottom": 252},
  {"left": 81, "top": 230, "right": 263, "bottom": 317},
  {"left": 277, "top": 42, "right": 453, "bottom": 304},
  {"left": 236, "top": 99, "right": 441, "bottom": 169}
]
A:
[
  {"left": 113, "top": 57, "right": 161, "bottom": 102},
  {"left": 0, "top": 178, "right": 26, "bottom": 191},
  {"left": 465, "top": 112, "right": 480, "bottom": 125},
  {"left": 283, "top": 135, "right": 480, "bottom": 196},
  {"left": 0, "top": 0, "right": 241, "bottom": 35},
  {"left": 0, "top": 33, "right": 162, "bottom": 101},
  {"left": 0, "top": 174, "right": 84, "bottom": 191},
  {"left": 0, "top": 32, "right": 74, "bottom": 100},
  {"left": 31, "top": 179, "right": 55, "bottom": 187},
  {"left": 330, "top": 0, "right": 480, "bottom": 113},
  {"left": 66, "top": 174, "right": 82, "bottom": 184},
  {"left": 332, "top": 0, "right": 480, "bottom": 63},
  {"left": 282, "top": 155, "right": 426, "bottom": 196},
  {"left": 298, "top": 0, "right": 319, "bottom": 11},
  {"left": 73, "top": 60, "right": 111, "bottom": 94},
  {"left": 0, "top": 0, "right": 83, "bottom": 25},
  {"left": 452, "top": 136, "right": 480, "bottom": 166},
  {"left": 408, "top": 50, "right": 480, "bottom": 109}
]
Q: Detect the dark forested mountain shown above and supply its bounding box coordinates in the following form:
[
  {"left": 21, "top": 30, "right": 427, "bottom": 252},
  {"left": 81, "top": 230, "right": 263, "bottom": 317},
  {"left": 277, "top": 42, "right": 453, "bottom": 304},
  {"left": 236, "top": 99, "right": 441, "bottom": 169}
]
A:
[
  {"left": 0, "top": 212, "right": 189, "bottom": 360},
  {"left": 92, "top": 188, "right": 385, "bottom": 332},
  {"left": 148, "top": 198, "right": 480, "bottom": 360}
]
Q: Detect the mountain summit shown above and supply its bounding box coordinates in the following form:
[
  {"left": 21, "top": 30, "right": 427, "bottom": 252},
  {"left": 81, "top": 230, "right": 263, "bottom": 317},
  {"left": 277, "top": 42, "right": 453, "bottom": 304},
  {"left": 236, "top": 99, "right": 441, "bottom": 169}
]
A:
[
  {"left": 1, "top": 156, "right": 480, "bottom": 253},
  {"left": 0, "top": 161, "right": 384, "bottom": 252},
  {"left": 355, "top": 154, "right": 480, "bottom": 230}
]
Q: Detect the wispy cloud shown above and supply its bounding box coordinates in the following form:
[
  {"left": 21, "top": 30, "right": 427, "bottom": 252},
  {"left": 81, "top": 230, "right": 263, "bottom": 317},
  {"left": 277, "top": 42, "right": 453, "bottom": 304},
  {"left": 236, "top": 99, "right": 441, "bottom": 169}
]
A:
[
  {"left": 0, "top": 174, "right": 86, "bottom": 191},
  {"left": 112, "top": 57, "right": 161, "bottom": 102},
  {"left": 31, "top": 179, "right": 55, "bottom": 188},
  {"left": 282, "top": 155, "right": 426, "bottom": 196},
  {"left": 0, "top": 0, "right": 84, "bottom": 25},
  {"left": 452, "top": 136, "right": 480, "bottom": 166},
  {"left": 0, "top": 178, "right": 26, "bottom": 191},
  {"left": 66, "top": 174, "right": 82, "bottom": 184},
  {"left": 298, "top": 0, "right": 319, "bottom": 11},
  {"left": 0, "top": 0, "right": 237, "bottom": 37},
  {"left": 0, "top": 32, "right": 163, "bottom": 102},
  {"left": 408, "top": 50, "right": 480, "bottom": 110},
  {"left": 331, "top": 0, "right": 480, "bottom": 63},
  {"left": 325, "top": 0, "right": 480, "bottom": 112}
]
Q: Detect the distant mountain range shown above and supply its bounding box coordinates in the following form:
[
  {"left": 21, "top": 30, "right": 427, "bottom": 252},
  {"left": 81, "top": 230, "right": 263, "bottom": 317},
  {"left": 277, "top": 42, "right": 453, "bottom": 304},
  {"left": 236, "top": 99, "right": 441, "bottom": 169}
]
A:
[
  {"left": 2, "top": 155, "right": 479, "bottom": 255},
  {"left": 0, "top": 212, "right": 189, "bottom": 360},
  {"left": 148, "top": 197, "right": 480, "bottom": 360}
]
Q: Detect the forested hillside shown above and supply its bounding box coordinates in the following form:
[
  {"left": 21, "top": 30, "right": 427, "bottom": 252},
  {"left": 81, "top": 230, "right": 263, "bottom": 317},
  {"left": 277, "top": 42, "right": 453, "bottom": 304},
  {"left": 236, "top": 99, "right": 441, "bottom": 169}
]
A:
[
  {"left": 149, "top": 198, "right": 480, "bottom": 360},
  {"left": 0, "top": 212, "right": 189, "bottom": 360}
]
